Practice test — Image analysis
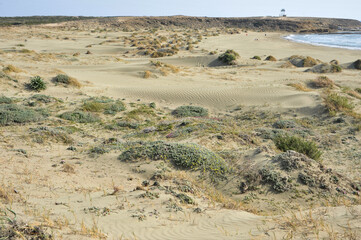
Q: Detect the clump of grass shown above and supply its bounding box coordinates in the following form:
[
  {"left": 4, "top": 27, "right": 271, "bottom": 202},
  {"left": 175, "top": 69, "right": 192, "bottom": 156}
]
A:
[
  {"left": 353, "top": 59, "right": 361, "bottom": 70},
  {"left": 345, "top": 89, "right": 361, "bottom": 100},
  {"left": 30, "top": 126, "right": 73, "bottom": 144},
  {"left": 119, "top": 141, "right": 228, "bottom": 176},
  {"left": 124, "top": 104, "right": 156, "bottom": 120},
  {"left": 0, "top": 96, "right": 13, "bottom": 104},
  {"left": 2, "top": 64, "right": 22, "bottom": 74},
  {"left": 303, "top": 56, "right": 318, "bottom": 67},
  {"left": 0, "top": 104, "right": 48, "bottom": 125},
  {"left": 279, "top": 61, "right": 295, "bottom": 68},
  {"left": 29, "top": 94, "right": 60, "bottom": 104},
  {"left": 355, "top": 88, "right": 361, "bottom": 94},
  {"left": 218, "top": 49, "right": 239, "bottom": 65},
  {"left": 81, "top": 97, "right": 125, "bottom": 115},
  {"left": 172, "top": 106, "right": 208, "bottom": 118},
  {"left": 59, "top": 111, "right": 100, "bottom": 123},
  {"left": 27, "top": 76, "right": 46, "bottom": 91},
  {"left": 251, "top": 56, "right": 261, "bottom": 60},
  {"left": 53, "top": 74, "right": 81, "bottom": 88},
  {"left": 287, "top": 83, "right": 311, "bottom": 92},
  {"left": 324, "top": 93, "right": 354, "bottom": 113},
  {"left": 0, "top": 71, "right": 17, "bottom": 82},
  {"left": 309, "top": 76, "right": 334, "bottom": 88},
  {"left": 273, "top": 134, "right": 322, "bottom": 161},
  {"left": 330, "top": 64, "right": 342, "bottom": 73},
  {"left": 143, "top": 70, "right": 152, "bottom": 78},
  {"left": 105, "top": 121, "right": 140, "bottom": 130},
  {"left": 265, "top": 55, "right": 277, "bottom": 61}
]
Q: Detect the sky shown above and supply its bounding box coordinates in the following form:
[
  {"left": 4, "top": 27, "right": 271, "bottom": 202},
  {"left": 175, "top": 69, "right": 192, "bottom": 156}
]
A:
[{"left": 0, "top": 0, "right": 360, "bottom": 20}]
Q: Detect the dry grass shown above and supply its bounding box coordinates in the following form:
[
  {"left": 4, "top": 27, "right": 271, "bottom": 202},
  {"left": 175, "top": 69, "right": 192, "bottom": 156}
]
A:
[
  {"left": 309, "top": 76, "right": 334, "bottom": 89},
  {"left": 143, "top": 70, "right": 152, "bottom": 78},
  {"left": 273, "top": 207, "right": 360, "bottom": 239},
  {"left": 3, "top": 64, "right": 23, "bottom": 74},
  {"left": 287, "top": 83, "right": 311, "bottom": 92},
  {"left": 346, "top": 90, "right": 361, "bottom": 100},
  {"left": 0, "top": 185, "right": 12, "bottom": 203},
  {"left": 62, "top": 163, "right": 75, "bottom": 174}
]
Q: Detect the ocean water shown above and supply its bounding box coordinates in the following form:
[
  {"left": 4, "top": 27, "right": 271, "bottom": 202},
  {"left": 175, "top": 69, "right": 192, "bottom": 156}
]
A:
[{"left": 285, "top": 33, "right": 361, "bottom": 50}]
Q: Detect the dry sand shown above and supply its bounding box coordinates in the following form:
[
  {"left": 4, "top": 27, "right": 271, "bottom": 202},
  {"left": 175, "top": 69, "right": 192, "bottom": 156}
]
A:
[{"left": 0, "top": 25, "right": 360, "bottom": 239}]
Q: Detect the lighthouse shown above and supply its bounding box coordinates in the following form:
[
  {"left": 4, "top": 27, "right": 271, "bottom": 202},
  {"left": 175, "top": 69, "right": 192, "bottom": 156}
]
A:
[{"left": 279, "top": 9, "right": 286, "bottom": 17}]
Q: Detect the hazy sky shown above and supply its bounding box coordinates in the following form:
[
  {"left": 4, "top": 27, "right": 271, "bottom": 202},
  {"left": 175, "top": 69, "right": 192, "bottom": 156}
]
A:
[{"left": 0, "top": 0, "right": 360, "bottom": 20}]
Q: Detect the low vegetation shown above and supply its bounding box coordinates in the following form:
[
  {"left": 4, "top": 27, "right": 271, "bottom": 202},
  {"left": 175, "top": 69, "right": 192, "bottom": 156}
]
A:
[
  {"left": 265, "top": 55, "right": 277, "bottom": 61},
  {"left": 218, "top": 49, "right": 239, "bottom": 65},
  {"left": 309, "top": 76, "right": 334, "bottom": 88},
  {"left": 27, "top": 76, "right": 46, "bottom": 91},
  {"left": 59, "top": 111, "right": 100, "bottom": 123},
  {"left": 119, "top": 141, "right": 228, "bottom": 176},
  {"left": 353, "top": 59, "right": 361, "bottom": 70},
  {"left": 53, "top": 74, "right": 81, "bottom": 88},
  {"left": 324, "top": 93, "right": 354, "bottom": 113},
  {"left": 273, "top": 134, "right": 322, "bottom": 161},
  {"left": 0, "top": 104, "right": 48, "bottom": 125},
  {"left": 81, "top": 97, "right": 125, "bottom": 115},
  {"left": 172, "top": 106, "right": 208, "bottom": 118}
]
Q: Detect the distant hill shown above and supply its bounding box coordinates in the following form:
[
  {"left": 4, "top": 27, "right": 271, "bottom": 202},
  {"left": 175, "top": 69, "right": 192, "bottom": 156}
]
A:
[
  {"left": 0, "top": 16, "right": 95, "bottom": 26},
  {"left": 1, "top": 16, "right": 360, "bottom": 32}
]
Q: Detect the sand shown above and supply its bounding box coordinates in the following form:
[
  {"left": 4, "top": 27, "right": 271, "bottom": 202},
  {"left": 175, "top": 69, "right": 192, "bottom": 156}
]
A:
[{"left": 0, "top": 25, "right": 360, "bottom": 239}]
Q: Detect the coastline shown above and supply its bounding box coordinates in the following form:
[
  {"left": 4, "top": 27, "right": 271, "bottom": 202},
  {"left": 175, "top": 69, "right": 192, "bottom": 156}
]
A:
[{"left": 284, "top": 32, "right": 361, "bottom": 50}]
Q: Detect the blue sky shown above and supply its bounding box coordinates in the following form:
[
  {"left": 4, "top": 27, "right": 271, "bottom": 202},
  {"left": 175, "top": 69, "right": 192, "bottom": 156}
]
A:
[{"left": 0, "top": 0, "right": 360, "bottom": 20}]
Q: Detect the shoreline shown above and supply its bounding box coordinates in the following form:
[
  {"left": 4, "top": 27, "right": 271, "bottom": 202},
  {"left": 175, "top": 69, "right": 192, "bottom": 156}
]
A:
[{"left": 284, "top": 32, "right": 361, "bottom": 51}]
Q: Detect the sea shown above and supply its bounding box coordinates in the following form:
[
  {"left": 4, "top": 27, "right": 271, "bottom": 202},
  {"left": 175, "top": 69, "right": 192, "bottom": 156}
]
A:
[{"left": 285, "top": 32, "right": 361, "bottom": 50}]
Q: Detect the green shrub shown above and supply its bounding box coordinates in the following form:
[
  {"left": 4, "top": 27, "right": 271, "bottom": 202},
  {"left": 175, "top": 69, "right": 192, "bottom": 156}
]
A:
[
  {"left": 265, "top": 55, "right": 277, "bottom": 61},
  {"left": 59, "top": 111, "right": 100, "bottom": 123},
  {"left": 330, "top": 64, "right": 342, "bottom": 73},
  {"left": 172, "top": 106, "right": 208, "bottom": 118},
  {"left": 218, "top": 49, "right": 239, "bottom": 65},
  {"left": 30, "top": 126, "right": 73, "bottom": 144},
  {"left": 81, "top": 97, "right": 125, "bottom": 115},
  {"left": 353, "top": 59, "right": 361, "bottom": 70},
  {"left": 325, "top": 93, "right": 354, "bottom": 113},
  {"left": 105, "top": 121, "right": 140, "bottom": 130},
  {"left": 273, "top": 134, "right": 322, "bottom": 161},
  {"left": 53, "top": 74, "right": 81, "bottom": 88},
  {"left": 355, "top": 88, "right": 361, "bottom": 94},
  {"left": 28, "top": 76, "right": 46, "bottom": 91},
  {"left": 118, "top": 141, "right": 228, "bottom": 176},
  {"left": 0, "top": 96, "right": 12, "bottom": 104},
  {"left": 302, "top": 56, "right": 318, "bottom": 67},
  {"left": 0, "top": 104, "right": 48, "bottom": 125},
  {"left": 251, "top": 56, "right": 261, "bottom": 60},
  {"left": 29, "top": 94, "right": 59, "bottom": 103}
]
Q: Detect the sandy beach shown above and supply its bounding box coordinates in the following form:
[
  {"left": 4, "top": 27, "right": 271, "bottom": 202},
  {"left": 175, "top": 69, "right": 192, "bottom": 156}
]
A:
[{"left": 0, "top": 21, "right": 360, "bottom": 239}]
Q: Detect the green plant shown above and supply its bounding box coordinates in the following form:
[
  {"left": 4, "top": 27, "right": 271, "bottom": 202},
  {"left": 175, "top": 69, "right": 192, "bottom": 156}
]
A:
[
  {"left": 273, "top": 134, "right": 322, "bottom": 161},
  {"left": 59, "top": 111, "right": 100, "bottom": 123},
  {"left": 172, "top": 106, "right": 208, "bottom": 118},
  {"left": 81, "top": 97, "right": 125, "bottom": 115},
  {"left": 118, "top": 141, "right": 228, "bottom": 176},
  {"left": 355, "top": 88, "right": 361, "bottom": 94},
  {"left": 251, "top": 56, "right": 261, "bottom": 60},
  {"left": 330, "top": 64, "right": 342, "bottom": 72},
  {"left": 265, "top": 55, "right": 277, "bottom": 61},
  {"left": 28, "top": 76, "right": 46, "bottom": 91},
  {"left": 0, "top": 104, "right": 48, "bottom": 125},
  {"left": 324, "top": 93, "right": 354, "bottom": 113},
  {"left": 353, "top": 59, "right": 361, "bottom": 70},
  {"left": 53, "top": 74, "right": 81, "bottom": 88},
  {"left": 218, "top": 49, "right": 239, "bottom": 65},
  {"left": 0, "top": 96, "right": 12, "bottom": 104}
]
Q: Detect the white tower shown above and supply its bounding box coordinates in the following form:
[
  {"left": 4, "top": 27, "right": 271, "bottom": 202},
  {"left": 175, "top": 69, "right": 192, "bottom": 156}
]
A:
[{"left": 279, "top": 9, "right": 286, "bottom": 17}]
